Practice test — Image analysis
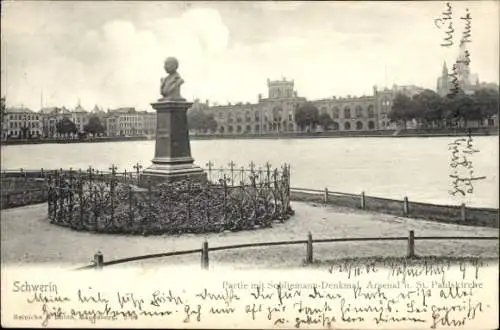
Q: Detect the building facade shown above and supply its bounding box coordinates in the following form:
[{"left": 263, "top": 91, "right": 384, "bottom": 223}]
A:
[
  {"left": 105, "top": 107, "right": 156, "bottom": 137},
  {"left": 40, "top": 105, "right": 90, "bottom": 138},
  {"left": 205, "top": 78, "right": 307, "bottom": 135},
  {"left": 202, "top": 78, "right": 400, "bottom": 135},
  {"left": 2, "top": 107, "right": 43, "bottom": 140}
]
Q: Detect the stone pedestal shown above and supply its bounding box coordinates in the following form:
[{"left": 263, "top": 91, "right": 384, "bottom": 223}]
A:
[{"left": 140, "top": 100, "right": 206, "bottom": 187}]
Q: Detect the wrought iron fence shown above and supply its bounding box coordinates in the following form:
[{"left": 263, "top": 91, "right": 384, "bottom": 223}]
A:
[{"left": 46, "top": 162, "right": 292, "bottom": 235}]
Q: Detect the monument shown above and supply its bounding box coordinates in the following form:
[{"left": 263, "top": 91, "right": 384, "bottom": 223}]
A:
[{"left": 140, "top": 57, "right": 206, "bottom": 186}]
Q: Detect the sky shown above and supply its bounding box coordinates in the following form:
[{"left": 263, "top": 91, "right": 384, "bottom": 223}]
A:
[{"left": 1, "top": 1, "right": 499, "bottom": 111}]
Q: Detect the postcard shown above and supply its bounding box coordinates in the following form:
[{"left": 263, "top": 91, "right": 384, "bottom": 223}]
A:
[{"left": 1, "top": 1, "right": 498, "bottom": 328}]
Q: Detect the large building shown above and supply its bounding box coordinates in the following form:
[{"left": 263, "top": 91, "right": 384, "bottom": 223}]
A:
[
  {"left": 2, "top": 102, "right": 156, "bottom": 140},
  {"left": 40, "top": 105, "right": 91, "bottom": 137},
  {"left": 2, "top": 107, "right": 43, "bottom": 140},
  {"left": 105, "top": 107, "right": 156, "bottom": 137},
  {"left": 202, "top": 78, "right": 400, "bottom": 135},
  {"left": 205, "top": 78, "right": 306, "bottom": 135}
]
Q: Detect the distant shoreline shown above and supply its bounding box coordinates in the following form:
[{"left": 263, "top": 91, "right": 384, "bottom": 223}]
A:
[{"left": 1, "top": 128, "right": 498, "bottom": 146}]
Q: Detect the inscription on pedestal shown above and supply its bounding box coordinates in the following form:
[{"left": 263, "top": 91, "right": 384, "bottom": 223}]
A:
[{"left": 157, "top": 128, "right": 170, "bottom": 138}]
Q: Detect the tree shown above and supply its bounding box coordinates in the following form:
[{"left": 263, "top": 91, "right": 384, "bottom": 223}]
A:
[
  {"left": 319, "top": 113, "right": 334, "bottom": 131},
  {"left": 56, "top": 117, "right": 77, "bottom": 137},
  {"left": 294, "top": 102, "right": 319, "bottom": 131},
  {"left": 204, "top": 114, "right": 218, "bottom": 133},
  {"left": 472, "top": 88, "right": 499, "bottom": 119},
  {"left": 388, "top": 93, "right": 415, "bottom": 129},
  {"left": 444, "top": 93, "right": 481, "bottom": 128},
  {"left": 84, "top": 116, "right": 106, "bottom": 136},
  {"left": 187, "top": 105, "right": 218, "bottom": 133},
  {"left": 412, "top": 90, "right": 443, "bottom": 128}
]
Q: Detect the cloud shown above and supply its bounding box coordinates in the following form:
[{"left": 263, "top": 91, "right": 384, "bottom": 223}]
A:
[
  {"left": 2, "top": 5, "right": 231, "bottom": 109},
  {"left": 1, "top": 1, "right": 498, "bottom": 110}
]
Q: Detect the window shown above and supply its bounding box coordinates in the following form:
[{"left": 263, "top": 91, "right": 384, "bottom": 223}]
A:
[
  {"left": 381, "top": 98, "right": 391, "bottom": 113},
  {"left": 355, "top": 106, "right": 363, "bottom": 118},
  {"left": 344, "top": 122, "right": 351, "bottom": 130},
  {"left": 344, "top": 107, "right": 351, "bottom": 119},
  {"left": 367, "top": 105, "right": 375, "bottom": 118},
  {"left": 332, "top": 107, "right": 340, "bottom": 118}
]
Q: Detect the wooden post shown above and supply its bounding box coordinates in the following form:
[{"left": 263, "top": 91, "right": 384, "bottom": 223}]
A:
[
  {"left": 94, "top": 251, "right": 104, "bottom": 270},
  {"left": 360, "top": 191, "right": 366, "bottom": 210},
  {"left": 407, "top": 230, "right": 415, "bottom": 258},
  {"left": 201, "top": 240, "right": 209, "bottom": 270},
  {"left": 460, "top": 203, "right": 466, "bottom": 222},
  {"left": 306, "top": 232, "right": 313, "bottom": 264},
  {"left": 324, "top": 188, "right": 329, "bottom": 205},
  {"left": 403, "top": 196, "right": 409, "bottom": 216}
]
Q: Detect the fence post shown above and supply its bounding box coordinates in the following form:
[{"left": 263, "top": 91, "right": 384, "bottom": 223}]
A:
[
  {"left": 41, "top": 168, "right": 44, "bottom": 178},
  {"left": 147, "top": 179, "right": 152, "bottom": 222},
  {"left": 403, "top": 196, "right": 409, "bottom": 216},
  {"left": 407, "top": 230, "right": 415, "bottom": 258},
  {"left": 324, "top": 188, "right": 329, "bottom": 206},
  {"left": 360, "top": 191, "right": 366, "bottom": 210},
  {"left": 94, "top": 251, "right": 104, "bottom": 270},
  {"left": 128, "top": 185, "right": 134, "bottom": 225},
  {"left": 460, "top": 203, "right": 466, "bottom": 222},
  {"left": 306, "top": 232, "right": 313, "bottom": 264},
  {"left": 201, "top": 240, "right": 209, "bottom": 270},
  {"left": 79, "top": 179, "right": 84, "bottom": 224}
]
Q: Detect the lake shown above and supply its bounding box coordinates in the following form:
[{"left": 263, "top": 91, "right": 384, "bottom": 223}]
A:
[{"left": 1, "top": 136, "right": 498, "bottom": 208}]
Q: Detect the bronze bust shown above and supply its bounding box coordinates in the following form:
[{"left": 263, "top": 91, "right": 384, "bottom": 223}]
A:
[{"left": 159, "top": 57, "right": 185, "bottom": 101}]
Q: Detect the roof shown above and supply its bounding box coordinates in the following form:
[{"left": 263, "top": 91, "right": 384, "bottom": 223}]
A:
[
  {"left": 73, "top": 104, "right": 87, "bottom": 113},
  {"left": 5, "top": 107, "right": 34, "bottom": 113},
  {"left": 109, "top": 107, "right": 136, "bottom": 114}
]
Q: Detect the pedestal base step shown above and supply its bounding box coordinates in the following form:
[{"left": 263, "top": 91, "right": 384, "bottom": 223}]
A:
[{"left": 139, "top": 164, "right": 207, "bottom": 187}]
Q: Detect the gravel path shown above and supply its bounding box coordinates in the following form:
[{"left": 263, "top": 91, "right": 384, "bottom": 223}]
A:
[{"left": 1, "top": 202, "right": 498, "bottom": 269}]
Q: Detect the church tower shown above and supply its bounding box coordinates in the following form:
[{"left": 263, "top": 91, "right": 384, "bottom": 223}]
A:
[
  {"left": 436, "top": 61, "right": 450, "bottom": 96},
  {"left": 456, "top": 43, "right": 471, "bottom": 90}
]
